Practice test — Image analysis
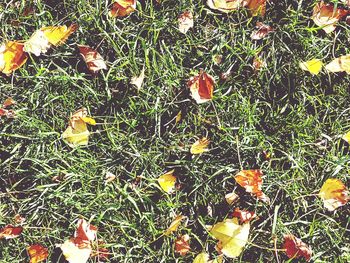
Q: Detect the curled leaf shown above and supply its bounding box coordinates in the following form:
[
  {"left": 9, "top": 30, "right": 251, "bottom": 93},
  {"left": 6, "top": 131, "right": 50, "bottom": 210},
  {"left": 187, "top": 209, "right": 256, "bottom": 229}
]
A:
[
  {"left": 190, "top": 137, "right": 210, "bottom": 155},
  {"left": 187, "top": 71, "right": 215, "bottom": 104},
  {"left": 283, "top": 234, "right": 312, "bottom": 262},
  {"left": 319, "top": 178, "right": 349, "bottom": 211},
  {"left": 299, "top": 59, "right": 323, "bottom": 75},
  {"left": 110, "top": 0, "right": 137, "bottom": 17},
  {"left": 325, "top": 55, "right": 350, "bottom": 74},
  {"left": 27, "top": 244, "right": 49, "bottom": 263},
  {"left": 234, "top": 170, "right": 269, "bottom": 202},
  {"left": 164, "top": 215, "right": 185, "bottom": 236},
  {"left": 0, "top": 225, "right": 23, "bottom": 239},
  {"left": 178, "top": 11, "right": 194, "bottom": 34},
  {"left": 158, "top": 170, "right": 176, "bottom": 193},
  {"left": 175, "top": 234, "right": 190, "bottom": 256},
  {"left": 251, "top": 22, "right": 274, "bottom": 40},
  {"left": 78, "top": 45, "right": 107, "bottom": 74},
  {"left": 0, "top": 41, "right": 28, "bottom": 75}
]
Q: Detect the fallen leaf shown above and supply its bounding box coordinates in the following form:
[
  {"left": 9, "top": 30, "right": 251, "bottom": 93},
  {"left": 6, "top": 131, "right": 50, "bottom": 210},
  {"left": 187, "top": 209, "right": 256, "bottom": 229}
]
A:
[
  {"left": 0, "top": 41, "right": 28, "bottom": 75},
  {"left": 232, "top": 208, "right": 257, "bottom": 224},
  {"left": 24, "top": 30, "right": 51, "bottom": 56},
  {"left": 234, "top": 170, "right": 269, "bottom": 203},
  {"left": 175, "top": 234, "right": 190, "bottom": 256},
  {"left": 3, "top": 97, "right": 16, "bottom": 108},
  {"left": 187, "top": 71, "right": 215, "bottom": 103},
  {"left": 178, "top": 11, "right": 194, "bottom": 34},
  {"left": 325, "top": 55, "right": 350, "bottom": 74},
  {"left": 164, "top": 215, "right": 185, "bottom": 236},
  {"left": 283, "top": 234, "right": 312, "bottom": 262},
  {"left": 246, "top": 0, "right": 266, "bottom": 16},
  {"left": 14, "top": 214, "right": 25, "bottom": 224},
  {"left": 158, "top": 170, "right": 176, "bottom": 193},
  {"left": 190, "top": 137, "right": 210, "bottom": 155},
  {"left": 78, "top": 45, "right": 107, "bottom": 74},
  {"left": 343, "top": 131, "right": 350, "bottom": 143},
  {"left": 0, "top": 225, "right": 23, "bottom": 239},
  {"left": 109, "top": 0, "right": 137, "bottom": 17},
  {"left": 251, "top": 22, "right": 274, "bottom": 40},
  {"left": 62, "top": 108, "right": 96, "bottom": 148},
  {"left": 27, "top": 244, "right": 49, "bottom": 263},
  {"left": 41, "top": 24, "right": 78, "bottom": 46},
  {"left": 193, "top": 252, "right": 210, "bottom": 263},
  {"left": 312, "top": 1, "right": 349, "bottom": 34},
  {"left": 210, "top": 218, "right": 250, "bottom": 258},
  {"left": 252, "top": 55, "right": 266, "bottom": 72},
  {"left": 105, "top": 171, "right": 116, "bottom": 183},
  {"left": 225, "top": 191, "right": 239, "bottom": 205},
  {"left": 130, "top": 66, "right": 145, "bottom": 90},
  {"left": 175, "top": 111, "right": 182, "bottom": 124},
  {"left": 299, "top": 59, "right": 323, "bottom": 75},
  {"left": 319, "top": 178, "right": 349, "bottom": 211},
  {"left": 0, "top": 97, "right": 16, "bottom": 118},
  {"left": 207, "top": 0, "right": 247, "bottom": 13}
]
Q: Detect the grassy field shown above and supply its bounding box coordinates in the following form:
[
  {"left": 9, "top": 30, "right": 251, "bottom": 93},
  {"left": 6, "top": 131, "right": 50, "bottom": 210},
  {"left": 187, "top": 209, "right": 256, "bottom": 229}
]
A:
[{"left": 1, "top": 0, "right": 350, "bottom": 262}]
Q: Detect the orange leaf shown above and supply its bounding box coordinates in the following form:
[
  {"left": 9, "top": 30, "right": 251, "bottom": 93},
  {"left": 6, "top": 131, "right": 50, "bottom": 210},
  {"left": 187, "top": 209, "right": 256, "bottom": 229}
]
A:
[
  {"left": 174, "top": 234, "right": 190, "bottom": 256},
  {"left": 319, "top": 178, "right": 349, "bottom": 211},
  {"left": 78, "top": 45, "right": 107, "bottom": 74},
  {"left": 246, "top": 0, "right": 266, "bottom": 16},
  {"left": 283, "top": 235, "right": 312, "bottom": 262},
  {"left": 3, "top": 97, "right": 16, "bottom": 108},
  {"left": 187, "top": 71, "right": 215, "bottom": 104},
  {"left": 232, "top": 208, "right": 256, "bottom": 224},
  {"left": 251, "top": 22, "right": 274, "bottom": 40},
  {"left": 312, "top": 1, "right": 349, "bottom": 34},
  {"left": 0, "top": 225, "right": 23, "bottom": 239},
  {"left": 109, "top": 0, "right": 137, "bottom": 17},
  {"left": 234, "top": 170, "right": 269, "bottom": 202},
  {"left": 0, "top": 41, "right": 28, "bottom": 75},
  {"left": 27, "top": 244, "right": 49, "bottom": 263}
]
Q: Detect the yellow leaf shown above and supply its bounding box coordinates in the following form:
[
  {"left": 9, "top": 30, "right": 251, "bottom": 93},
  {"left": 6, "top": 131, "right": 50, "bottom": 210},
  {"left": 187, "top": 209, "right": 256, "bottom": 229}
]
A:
[
  {"left": 24, "top": 30, "right": 51, "bottom": 56},
  {"left": 210, "top": 218, "right": 250, "bottom": 258},
  {"left": 158, "top": 170, "right": 176, "bottom": 193},
  {"left": 164, "top": 215, "right": 185, "bottom": 236},
  {"left": 319, "top": 178, "right": 349, "bottom": 211},
  {"left": 342, "top": 131, "right": 350, "bottom": 143},
  {"left": 0, "top": 41, "right": 28, "bottom": 75},
  {"left": 325, "top": 55, "right": 350, "bottom": 74},
  {"left": 299, "top": 59, "right": 323, "bottom": 75},
  {"left": 41, "top": 24, "right": 78, "bottom": 46},
  {"left": 175, "top": 111, "right": 182, "bottom": 124},
  {"left": 193, "top": 252, "right": 210, "bottom": 263},
  {"left": 81, "top": 116, "right": 96, "bottom": 125},
  {"left": 191, "top": 138, "right": 210, "bottom": 155}
]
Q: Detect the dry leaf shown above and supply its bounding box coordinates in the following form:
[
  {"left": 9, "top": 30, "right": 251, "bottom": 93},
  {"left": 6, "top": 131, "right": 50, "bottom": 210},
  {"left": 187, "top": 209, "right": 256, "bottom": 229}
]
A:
[
  {"left": 319, "top": 178, "right": 349, "bottom": 211},
  {"left": 158, "top": 170, "right": 176, "bottom": 193},
  {"left": 190, "top": 137, "right": 210, "bottom": 155},
  {"left": 210, "top": 218, "right": 250, "bottom": 258},
  {"left": 164, "top": 215, "right": 185, "bottom": 236},
  {"left": 78, "top": 45, "right": 107, "bottom": 74},
  {"left": 325, "top": 55, "right": 350, "bottom": 74},
  {"left": 193, "top": 252, "right": 210, "bottom": 263},
  {"left": 246, "top": 0, "right": 266, "bottom": 16},
  {"left": 232, "top": 208, "right": 257, "bottom": 224},
  {"left": 175, "top": 111, "right": 182, "bottom": 124},
  {"left": 41, "top": 24, "right": 78, "bottom": 46},
  {"left": 251, "top": 22, "right": 274, "bottom": 40},
  {"left": 252, "top": 55, "right": 266, "bottom": 72},
  {"left": 62, "top": 108, "right": 96, "bottom": 148},
  {"left": 207, "top": 0, "right": 247, "bottom": 13},
  {"left": 105, "top": 171, "right": 116, "bottom": 183},
  {"left": 24, "top": 30, "right": 51, "bottom": 56},
  {"left": 27, "top": 244, "right": 49, "bottom": 263},
  {"left": 312, "top": 1, "right": 349, "bottom": 34},
  {"left": 175, "top": 234, "right": 191, "bottom": 256},
  {"left": 187, "top": 71, "right": 215, "bottom": 104},
  {"left": 234, "top": 170, "right": 269, "bottom": 203},
  {"left": 283, "top": 234, "right": 312, "bottom": 262},
  {"left": 178, "top": 11, "right": 194, "bottom": 34},
  {"left": 110, "top": 0, "right": 137, "bottom": 17},
  {"left": 130, "top": 66, "right": 145, "bottom": 90},
  {"left": 0, "top": 225, "right": 23, "bottom": 239},
  {"left": 3, "top": 97, "right": 16, "bottom": 108},
  {"left": 225, "top": 191, "right": 239, "bottom": 204},
  {"left": 299, "top": 59, "right": 323, "bottom": 75},
  {"left": 0, "top": 41, "right": 28, "bottom": 75},
  {"left": 14, "top": 214, "right": 26, "bottom": 224},
  {"left": 343, "top": 130, "right": 350, "bottom": 143}
]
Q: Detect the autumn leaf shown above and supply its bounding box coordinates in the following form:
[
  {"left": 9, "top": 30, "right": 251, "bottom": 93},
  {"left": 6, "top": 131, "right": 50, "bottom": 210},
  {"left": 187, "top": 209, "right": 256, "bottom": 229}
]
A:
[
  {"left": 193, "top": 252, "right": 210, "bottom": 263},
  {"left": 0, "top": 97, "right": 16, "bottom": 118},
  {"left": 325, "top": 55, "right": 350, "bottom": 74},
  {"left": 251, "top": 22, "right": 274, "bottom": 40},
  {"left": 130, "top": 66, "right": 145, "bottom": 90},
  {"left": 343, "top": 130, "right": 350, "bottom": 143},
  {"left": 312, "top": 1, "right": 349, "bottom": 34},
  {"left": 252, "top": 55, "right": 266, "bottom": 72},
  {"left": 109, "top": 0, "right": 137, "bottom": 17},
  {"left": 234, "top": 170, "right": 269, "bottom": 203},
  {"left": 0, "top": 225, "right": 23, "bottom": 239},
  {"left": 3, "top": 97, "right": 16, "bottom": 108},
  {"left": 319, "top": 178, "right": 349, "bottom": 211},
  {"left": 41, "top": 24, "right": 78, "bottom": 46},
  {"left": 158, "top": 170, "right": 176, "bottom": 193},
  {"left": 178, "top": 11, "right": 194, "bottom": 34},
  {"left": 283, "top": 234, "right": 312, "bottom": 262},
  {"left": 188, "top": 70, "right": 215, "bottom": 104},
  {"left": 225, "top": 191, "right": 239, "bottom": 205},
  {"left": 209, "top": 218, "right": 250, "bottom": 258},
  {"left": 164, "top": 215, "right": 185, "bottom": 236},
  {"left": 0, "top": 41, "right": 28, "bottom": 75},
  {"left": 78, "top": 45, "right": 107, "bottom": 74},
  {"left": 190, "top": 137, "right": 210, "bottom": 154},
  {"left": 105, "top": 171, "right": 116, "bottom": 183},
  {"left": 299, "top": 59, "right": 323, "bottom": 75},
  {"left": 62, "top": 108, "right": 96, "bottom": 148},
  {"left": 174, "top": 234, "right": 190, "bottom": 256},
  {"left": 27, "top": 244, "right": 49, "bottom": 263},
  {"left": 207, "top": 0, "right": 247, "bottom": 13},
  {"left": 232, "top": 208, "right": 257, "bottom": 224},
  {"left": 246, "top": 0, "right": 266, "bottom": 16},
  {"left": 24, "top": 30, "right": 51, "bottom": 56}
]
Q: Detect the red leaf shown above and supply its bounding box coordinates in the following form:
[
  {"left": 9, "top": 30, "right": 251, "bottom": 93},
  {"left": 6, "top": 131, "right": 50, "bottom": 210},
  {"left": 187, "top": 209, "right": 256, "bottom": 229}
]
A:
[
  {"left": 232, "top": 208, "right": 257, "bottom": 224},
  {"left": 283, "top": 234, "right": 312, "bottom": 262},
  {"left": 0, "top": 225, "right": 23, "bottom": 239},
  {"left": 27, "top": 244, "right": 49, "bottom": 263}
]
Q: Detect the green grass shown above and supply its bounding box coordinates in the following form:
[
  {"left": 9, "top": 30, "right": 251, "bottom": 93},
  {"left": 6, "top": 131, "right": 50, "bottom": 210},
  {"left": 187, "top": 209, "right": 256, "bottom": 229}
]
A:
[{"left": 1, "top": 0, "right": 350, "bottom": 262}]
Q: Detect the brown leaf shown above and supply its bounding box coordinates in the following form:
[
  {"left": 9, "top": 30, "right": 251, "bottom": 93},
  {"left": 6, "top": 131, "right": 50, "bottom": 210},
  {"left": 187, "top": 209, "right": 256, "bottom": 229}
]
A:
[
  {"left": 178, "top": 11, "right": 194, "bottom": 34},
  {"left": 27, "top": 244, "right": 49, "bottom": 263},
  {"left": 251, "top": 22, "right": 274, "bottom": 40},
  {"left": 78, "top": 45, "right": 107, "bottom": 74},
  {"left": 0, "top": 225, "right": 23, "bottom": 239},
  {"left": 187, "top": 70, "right": 215, "bottom": 104},
  {"left": 109, "top": 0, "right": 137, "bottom": 17},
  {"left": 232, "top": 208, "right": 257, "bottom": 224},
  {"left": 283, "top": 234, "right": 312, "bottom": 262},
  {"left": 174, "top": 234, "right": 190, "bottom": 256}
]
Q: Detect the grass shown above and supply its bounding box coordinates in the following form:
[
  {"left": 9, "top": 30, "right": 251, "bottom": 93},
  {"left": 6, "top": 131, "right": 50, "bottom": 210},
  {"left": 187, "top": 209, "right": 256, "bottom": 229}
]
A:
[{"left": 1, "top": 0, "right": 350, "bottom": 262}]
